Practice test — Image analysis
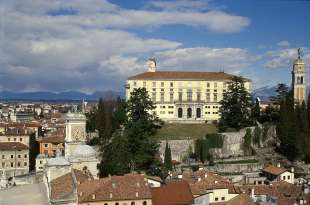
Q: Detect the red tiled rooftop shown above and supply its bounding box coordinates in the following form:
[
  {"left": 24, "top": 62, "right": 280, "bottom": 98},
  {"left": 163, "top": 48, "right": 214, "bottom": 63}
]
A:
[
  {"left": 263, "top": 164, "right": 287, "bottom": 176},
  {"left": 128, "top": 71, "right": 250, "bottom": 81},
  {"left": 151, "top": 181, "right": 193, "bottom": 205},
  {"left": 0, "top": 142, "right": 29, "bottom": 151}
]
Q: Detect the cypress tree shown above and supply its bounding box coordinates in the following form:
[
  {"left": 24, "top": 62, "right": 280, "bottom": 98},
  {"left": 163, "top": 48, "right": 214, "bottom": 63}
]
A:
[
  {"left": 164, "top": 141, "right": 172, "bottom": 171},
  {"left": 252, "top": 98, "right": 261, "bottom": 122}
]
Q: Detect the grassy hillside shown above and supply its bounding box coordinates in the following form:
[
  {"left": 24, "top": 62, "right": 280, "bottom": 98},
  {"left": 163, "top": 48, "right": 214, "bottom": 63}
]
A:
[{"left": 154, "top": 123, "right": 218, "bottom": 140}]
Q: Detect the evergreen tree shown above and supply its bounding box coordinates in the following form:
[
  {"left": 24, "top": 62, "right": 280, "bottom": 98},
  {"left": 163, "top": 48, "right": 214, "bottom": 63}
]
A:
[
  {"left": 98, "top": 131, "right": 130, "bottom": 177},
  {"left": 253, "top": 126, "right": 261, "bottom": 147},
  {"left": 125, "top": 88, "right": 160, "bottom": 171},
  {"left": 163, "top": 141, "right": 172, "bottom": 171},
  {"left": 219, "top": 76, "right": 253, "bottom": 131},
  {"left": 270, "top": 83, "right": 289, "bottom": 104},
  {"left": 243, "top": 128, "right": 252, "bottom": 156},
  {"left": 252, "top": 98, "right": 261, "bottom": 122}
]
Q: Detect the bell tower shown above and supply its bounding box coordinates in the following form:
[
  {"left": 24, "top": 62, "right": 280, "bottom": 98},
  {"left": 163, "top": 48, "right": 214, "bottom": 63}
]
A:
[{"left": 292, "top": 48, "right": 306, "bottom": 104}]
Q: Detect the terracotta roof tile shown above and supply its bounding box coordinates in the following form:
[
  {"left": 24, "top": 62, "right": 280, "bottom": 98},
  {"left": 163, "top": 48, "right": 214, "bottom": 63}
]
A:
[
  {"left": 209, "top": 193, "right": 255, "bottom": 205},
  {"left": 37, "top": 135, "right": 64, "bottom": 143},
  {"left": 78, "top": 173, "right": 152, "bottom": 202},
  {"left": 262, "top": 164, "right": 287, "bottom": 176},
  {"left": 128, "top": 71, "right": 250, "bottom": 81},
  {"left": 0, "top": 142, "right": 29, "bottom": 150},
  {"left": 50, "top": 172, "right": 75, "bottom": 201},
  {"left": 151, "top": 181, "right": 193, "bottom": 205}
]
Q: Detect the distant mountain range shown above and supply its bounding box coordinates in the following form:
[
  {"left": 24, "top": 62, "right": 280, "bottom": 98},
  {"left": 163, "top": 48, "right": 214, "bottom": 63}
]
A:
[
  {"left": 0, "top": 90, "right": 123, "bottom": 101},
  {"left": 0, "top": 85, "right": 307, "bottom": 102}
]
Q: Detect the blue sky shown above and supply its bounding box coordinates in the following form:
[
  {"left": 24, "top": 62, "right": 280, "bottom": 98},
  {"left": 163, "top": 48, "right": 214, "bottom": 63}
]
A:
[{"left": 0, "top": 0, "right": 309, "bottom": 93}]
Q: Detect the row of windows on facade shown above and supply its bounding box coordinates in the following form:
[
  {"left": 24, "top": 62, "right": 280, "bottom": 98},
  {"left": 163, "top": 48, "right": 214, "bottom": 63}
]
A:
[
  {"left": 151, "top": 92, "right": 219, "bottom": 103},
  {"left": 155, "top": 110, "right": 218, "bottom": 116},
  {"left": 1, "top": 161, "right": 27, "bottom": 168},
  {"left": 295, "top": 76, "right": 304, "bottom": 84},
  {"left": 133, "top": 81, "right": 228, "bottom": 88},
  {"left": 89, "top": 201, "right": 148, "bottom": 205},
  {"left": 148, "top": 88, "right": 224, "bottom": 93},
  {"left": 155, "top": 105, "right": 219, "bottom": 109},
  {"left": 1, "top": 154, "right": 27, "bottom": 159},
  {"left": 6, "top": 137, "right": 24, "bottom": 142}
]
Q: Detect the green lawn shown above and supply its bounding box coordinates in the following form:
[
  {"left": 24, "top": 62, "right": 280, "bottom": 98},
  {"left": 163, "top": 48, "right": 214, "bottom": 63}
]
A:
[{"left": 154, "top": 123, "right": 218, "bottom": 140}]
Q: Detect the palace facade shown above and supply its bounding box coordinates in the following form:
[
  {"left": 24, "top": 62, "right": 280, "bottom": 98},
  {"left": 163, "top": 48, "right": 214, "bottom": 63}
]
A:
[{"left": 126, "top": 59, "right": 252, "bottom": 123}]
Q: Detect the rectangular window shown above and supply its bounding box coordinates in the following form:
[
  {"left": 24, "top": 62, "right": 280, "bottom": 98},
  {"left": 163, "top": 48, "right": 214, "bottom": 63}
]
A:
[
  {"left": 8, "top": 138, "right": 10, "bottom": 142},
  {"left": 214, "top": 82, "right": 217, "bottom": 88},
  {"left": 170, "top": 93, "right": 174, "bottom": 103},
  {"left": 161, "top": 88, "right": 164, "bottom": 92},
  {"left": 44, "top": 144, "right": 48, "bottom": 148},
  {"left": 207, "top": 82, "right": 210, "bottom": 87},
  {"left": 1, "top": 162, "right": 4, "bottom": 168},
  {"left": 18, "top": 155, "right": 21, "bottom": 158},
  {"left": 14, "top": 138, "right": 16, "bottom": 142},
  {"left": 214, "top": 93, "right": 218, "bottom": 102},
  {"left": 24, "top": 154, "right": 27, "bottom": 158},
  {"left": 1, "top": 155, "right": 4, "bottom": 159},
  {"left": 214, "top": 89, "right": 217, "bottom": 93},
  {"left": 283, "top": 176, "right": 286, "bottom": 180},
  {"left": 187, "top": 89, "right": 192, "bottom": 102},
  {"left": 24, "top": 162, "right": 27, "bottom": 166},
  {"left": 215, "top": 197, "right": 218, "bottom": 201},
  {"left": 178, "top": 92, "right": 183, "bottom": 102},
  {"left": 152, "top": 92, "right": 156, "bottom": 102},
  {"left": 20, "top": 138, "right": 22, "bottom": 142},
  {"left": 11, "top": 162, "right": 14, "bottom": 167},
  {"left": 11, "top": 155, "right": 14, "bottom": 159},
  {"left": 161, "top": 82, "right": 164, "bottom": 87},
  {"left": 133, "top": 81, "right": 137, "bottom": 87},
  {"left": 288, "top": 176, "right": 290, "bottom": 179},
  {"left": 170, "top": 82, "right": 173, "bottom": 87},
  {"left": 160, "top": 92, "right": 164, "bottom": 103},
  {"left": 152, "top": 82, "right": 156, "bottom": 87},
  {"left": 206, "top": 93, "right": 210, "bottom": 102},
  {"left": 197, "top": 91, "right": 201, "bottom": 102},
  {"left": 221, "top": 197, "right": 225, "bottom": 201},
  {"left": 143, "top": 81, "right": 146, "bottom": 87}
]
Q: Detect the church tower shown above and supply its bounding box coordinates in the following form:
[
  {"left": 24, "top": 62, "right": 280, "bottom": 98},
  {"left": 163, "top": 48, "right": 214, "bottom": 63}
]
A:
[
  {"left": 65, "top": 112, "right": 87, "bottom": 157},
  {"left": 292, "top": 48, "right": 306, "bottom": 104}
]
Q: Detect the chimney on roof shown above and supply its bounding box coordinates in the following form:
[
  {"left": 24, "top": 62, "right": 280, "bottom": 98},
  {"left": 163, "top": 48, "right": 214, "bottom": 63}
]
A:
[{"left": 147, "top": 58, "right": 156, "bottom": 72}]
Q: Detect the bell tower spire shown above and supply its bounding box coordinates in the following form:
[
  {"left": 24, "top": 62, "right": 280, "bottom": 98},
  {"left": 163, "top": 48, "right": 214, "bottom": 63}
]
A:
[{"left": 292, "top": 48, "right": 306, "bottom": 104}]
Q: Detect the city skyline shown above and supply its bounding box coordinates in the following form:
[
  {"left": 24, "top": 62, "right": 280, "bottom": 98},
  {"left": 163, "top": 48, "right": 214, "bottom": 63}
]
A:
[{"left": 0, "top": 0, "right": 309, "bottom": 93}]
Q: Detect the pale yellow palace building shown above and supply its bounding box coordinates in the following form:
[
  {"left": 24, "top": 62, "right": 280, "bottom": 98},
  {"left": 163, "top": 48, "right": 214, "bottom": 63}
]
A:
[{"left": 126, "top": 59, "right": 252, "bottom": 123}]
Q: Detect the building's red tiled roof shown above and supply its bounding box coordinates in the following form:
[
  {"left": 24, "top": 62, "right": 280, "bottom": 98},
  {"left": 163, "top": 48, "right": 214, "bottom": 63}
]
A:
[
  {"left": 263, "top": 164, "right": 287, "bottom": 176},
  {"left": 239, "top": 181, "right": 305, "bottom": 205},
  {"left": 50, "top": 172, "right": 75, "bottom": 201},
  {"left": 173, "top": 169, "right": 234, "bottom": 196},
  {"left": 209, "top": 193, "right": 255, "bottom": 205},
  {"left": 37, "top": 135, "right": 64, "bottom": 143},
  {"left": 151, "top": 181, "right": 193, "bottom": 205},
  {"left": 78, "top": 173, "right": 153, "bottom": 202},
  {"left": 128, "top": 71, "right": 250, "bottom": 81},
  {"left": 0, "top": 142, "right": 29, "bottom": 151}
]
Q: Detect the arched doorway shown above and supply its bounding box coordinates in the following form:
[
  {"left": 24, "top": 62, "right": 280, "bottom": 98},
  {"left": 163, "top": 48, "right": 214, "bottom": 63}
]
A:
[
  {"left": 178, "top": 108, "right": 183, "bottom": 118},
  {"left": 187, "top": 108, "right": 192, "bottom": 118},
  {"left": 196, "top": 108, "right": 201, "bottom": 118}
]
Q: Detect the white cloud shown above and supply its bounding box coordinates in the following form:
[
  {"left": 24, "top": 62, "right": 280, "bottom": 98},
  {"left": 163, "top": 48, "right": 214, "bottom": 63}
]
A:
[
  {"left": 154, "top": 47, "right": 251, "bottom": 74},
  {"left": 146, "top": 0, "right": 209, "bottom": 11},
  {"left": 0, "top": 0, "right": 251, "bottom": 92},
  {"left": 277, "top": 41, "right": 290, "bottom": 47},
  {"left": 264, "top": 47, "right": 310, "bottom": 69}
]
